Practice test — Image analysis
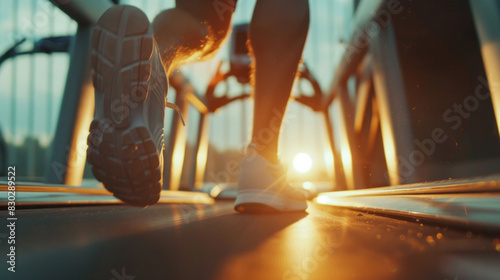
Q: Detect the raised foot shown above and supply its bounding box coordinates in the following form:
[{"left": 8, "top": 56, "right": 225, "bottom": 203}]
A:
[{"left": 87, "top": 5, "right": 165, "bottom": 207}]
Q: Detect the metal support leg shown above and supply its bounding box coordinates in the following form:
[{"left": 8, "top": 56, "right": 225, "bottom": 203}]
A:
[
  {"left": 323, "top": 110, "right": 346, "bottom": 190},
  {"left": 188, "top": 113, "right": 210, "bottom": 190},
  {"left": 164, "top": 90, "right": 189, "bottom": 190},
  {"left": 337, "top": 85, "right": 364, "bottom": 189},
  {"left": 371, "top": 23, "right": 416, "bottom": 185},
  {"left": 45, "top": 25, "right": 94, "bottom": 186},
  {"left": 470, "top": 0, "right": 500, "bottom": 137}
]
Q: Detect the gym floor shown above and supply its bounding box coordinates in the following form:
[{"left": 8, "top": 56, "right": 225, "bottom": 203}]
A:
[{"left": 3, "top": 200, "right": 499, "bottom": 280}]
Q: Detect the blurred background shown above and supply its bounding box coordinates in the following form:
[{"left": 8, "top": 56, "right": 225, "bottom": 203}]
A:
[{"left": 0, "top": 0, "right": 354, "bottom": 185}]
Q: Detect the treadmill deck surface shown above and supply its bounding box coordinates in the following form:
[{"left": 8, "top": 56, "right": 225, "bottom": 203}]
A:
[{"left": 2, "top": 201, "right": 499, "bottom": 280}]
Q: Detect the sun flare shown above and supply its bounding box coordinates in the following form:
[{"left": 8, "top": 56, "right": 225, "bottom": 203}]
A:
[{"left": 292, "top": 153, "right": 313, "bottom": 173}]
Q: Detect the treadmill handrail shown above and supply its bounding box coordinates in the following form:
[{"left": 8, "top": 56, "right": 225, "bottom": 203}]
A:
[{"left": 49, "top": 0, "right": 114, "bottom": 26}]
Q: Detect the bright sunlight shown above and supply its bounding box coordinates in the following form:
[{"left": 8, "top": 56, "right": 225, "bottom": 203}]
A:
[{"left": 292, "top": 153, "right": 313, "bottom": 173}]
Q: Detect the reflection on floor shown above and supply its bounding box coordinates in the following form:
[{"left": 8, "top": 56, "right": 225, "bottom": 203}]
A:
[
  {"left": 2, "top": 201, "right": 499, "bottom": 280},
  {"left": 316, "top": 176, "right": 500, "bottom": 233}
]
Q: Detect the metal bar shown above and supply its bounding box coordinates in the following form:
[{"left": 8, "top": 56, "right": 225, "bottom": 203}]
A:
[
  {"left": 354, "top": 63, "right": 373, "bottom": 133},
  {"left": 241, "top": 98, "right": 247, "bottom": 150},
  {"left": 27, "top": 0, "right": 37, "bottom": 177},
  {"left": 164, "top": 88, "right": 189, "bottom": 191},
  {"left": 469, "top": 0, "right": 500, "bottom": 137},
  {"left": 185, "top": 91, "right": 208, "bottom": 114},
  {"left": 371, "top": 23, "right": 416, "bottom": 185},
  {"left": 43, "top": 0, "right": 114, "bottom": 185},
  {"left": 10, "top": 0, "right": 18, "bottom": 162},
  {"left": 327, "top": 0, "right": 334, "bottom": 66},
  {"left": 49, "top": 0, "right": 113, "bottom": 25},
  {"left": 45, "top": 25, "right": 94, "bottom": 185},
  {"left": 337, "top": 84, "right": 364, "bottom": 189},
  {"left": 48, "top": 5, "right": 55, "bottom": 135},
  {"left": 325, "top": 0, "right": 385, "bottom": 107},
  {"left": 323, "top": 110, "right": 346, "bottom": 190},
  {"left": 188, "top": 113, "right": 210, "bottom": 190},
  {"left": 315, "top": 192, "right": 500, "bottom": 234},
  {"left": 164, "top": 71, "right": 201, "bottom": 190},
  {"left": 366, "top": 97, "right": 380, "bottom": 155}
]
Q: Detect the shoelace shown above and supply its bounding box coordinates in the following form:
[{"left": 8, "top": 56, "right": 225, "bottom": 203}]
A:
[{"left": 165, "top": 101, "right": 185, "bottom": 126}]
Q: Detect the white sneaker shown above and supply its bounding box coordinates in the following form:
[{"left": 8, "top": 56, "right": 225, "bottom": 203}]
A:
[
  {"left": 234, "top": 144, "right": 309, "bottom": 213},
  {"left": 87, "top": 5, "right": 183, "bottom": 206}
]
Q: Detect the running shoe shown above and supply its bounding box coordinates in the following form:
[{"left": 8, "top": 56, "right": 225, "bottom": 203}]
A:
[
  {"left": 86, "top": 5, "right": 182, "bottom": 206},
  {"left": 235, "top": 144, "right": 309, "bottom": 212}
]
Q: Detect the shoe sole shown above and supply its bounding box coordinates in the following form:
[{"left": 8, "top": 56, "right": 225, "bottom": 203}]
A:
[
  {"left": 87, "top": 5, "right": 163, "bottom": 206},
  {"left": 234, "top": 189, "right": 308, "bottom": 213}
]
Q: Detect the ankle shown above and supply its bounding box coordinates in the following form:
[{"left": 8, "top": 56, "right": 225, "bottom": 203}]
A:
[
  {"left": 247, "top": 142, "right": 279, "bottom": 164},
  {"left": 256, "top": 150, "right": 279, "bottom": 164}
]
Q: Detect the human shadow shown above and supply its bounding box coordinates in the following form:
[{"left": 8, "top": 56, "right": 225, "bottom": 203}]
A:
[{"left": 87, "top": 206, "right": 307, "bottom": 280}]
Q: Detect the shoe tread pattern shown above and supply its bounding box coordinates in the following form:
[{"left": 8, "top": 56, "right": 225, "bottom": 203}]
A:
[{"left": 88, "top": 5, "right": 162, "bottom": 206}]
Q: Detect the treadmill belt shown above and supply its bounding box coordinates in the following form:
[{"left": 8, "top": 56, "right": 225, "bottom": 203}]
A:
[{"left": 2, "top": 201, "right": 499, "bottom": 280}]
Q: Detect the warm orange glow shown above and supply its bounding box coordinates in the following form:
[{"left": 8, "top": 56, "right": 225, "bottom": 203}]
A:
[
  {"left": 301, "top": 182, "right": 318, "bottom": 194},
  {"left": 171, "top": 129, "right": 187, "bottom": 190},
  {"left": 293, "top": 153, "right": 313, "bottom": 173},
  {"left": 69, "top": 83, "right": 95, "bottom": 186},
  {"left": 379, "top": 120, "right": 398, "bottom": 184},
  {"left": 322, "top": 128, "right": 335, "bottom": 180},
  {"left": 279, "top": 217, "right": 330, "bottom": 280},
  {"left": 372, "top": 70, "right": 400, "bottom": 185},
  {"left": 195, "top": 121, "right": 210, "bottom": 189},
  {"left": 339, "top": 115, "right": 354, "bottom": 189},
  {"left": 340, "top": 145, "right": 352, "bottom": 175},
  {"left": 302, "top": 181, "right": 314, "bottom": 190},
  {"left": 195, "top": 145, "right": 209, "bottom": 187},
  {"left": 315, "top": 194, "right": 331, "bottom": 204},
  {"left": 480, "top": 43, "right": 500, "bottom": 141}
]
